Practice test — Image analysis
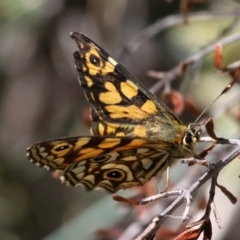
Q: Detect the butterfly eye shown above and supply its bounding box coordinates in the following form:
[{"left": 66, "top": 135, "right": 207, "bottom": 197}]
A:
[
  {"left": 89, "top": 54, "right": 101, "bottom": 66},
  {"left": 104, "top": 169, "right": 125, "bottom": 181},
  {"left": 183, "top": 132, "right": 193, "bottom": 145}
]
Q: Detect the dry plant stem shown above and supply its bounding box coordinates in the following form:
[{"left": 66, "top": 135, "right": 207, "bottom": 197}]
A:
[
  {"left": 138, "top": 189, "right": 184, "bottom": 205},
  {"left": 200, "top": 136, "right": 240, "bottom": 145},
  {"left": 149, "top": 31, "right": 240, "bottom": 94},
  {"left": 205, "top": 174, "right": 217, "bottom": 219},
  {"left": 180, "top": 158, "right": 208, "bottom": 167},
  {"left": 211, "top": 201, "right": 222, "bottom": 229},
  {"left": 122, "top": 9, "right": 240, "bottom": 54},
  {"left": 201, "top": 173, "right": 222, "bottom": 227},
  {"left": 134, "top": 146, "right": 240, "bottom": 240},
  {"left": 182, "top": 191, "right": 192, "bottom": 221}
]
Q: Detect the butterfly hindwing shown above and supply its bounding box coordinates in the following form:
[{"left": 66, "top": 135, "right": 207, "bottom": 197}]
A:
[{"left": 27, "top": 136, "right": 180, "bottom": 192}]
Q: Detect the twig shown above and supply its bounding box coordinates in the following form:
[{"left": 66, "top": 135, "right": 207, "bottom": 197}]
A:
[
  {"left": 120, "top": 9, "right": 240, "bottom": 55},
  {"left": 137, "top": 189, "right": 184, "bottom": 205},
  {"left": 182, "top": 191, "right": 192, "bottom": 221},
  {"left": 200, "top": 136, "right": 240, "bottom": 145},
  {"left": 148, "top": 31, "right": 240, "bottom": 94},
  {"left": 134, "top": 146, "right": 240, "bottom": 240}
]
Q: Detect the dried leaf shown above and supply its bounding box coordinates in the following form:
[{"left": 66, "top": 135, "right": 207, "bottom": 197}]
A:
[
  {"left": 174, "top": 227, "right": 202, "bottom": 240},
  {"left": 205, "top": 119, "right": 217, "bottom": 139},
  {"left": 112, "top": 194, "right": 135, "bottom": 204},
  {"left": 216, "top": 182, "right": 237, "bottom": 204},
  {"left": 161, "top": 89, "right": 184, "bottom": 115},
  {"left": 214, "top": 43, "right": 223, "bottom": 71},
  {"left": 179, "top": 61, "right": 191, "bottom": 76},
  {"left": 155, "top": 227, "right": 181, "bottom": 239}
]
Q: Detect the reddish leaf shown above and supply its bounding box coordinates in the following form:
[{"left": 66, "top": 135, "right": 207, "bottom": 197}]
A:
[
  {"left": 112, "top": 194, "right": 135, "bottom": 204},
  {"left": 161, "top": 89, "right": 184, "bottom": 115},
  {"left": 174, "top": 227, "right": 202, "bottom": 240},
  {"left": 205, "top": 118, "right": 217, "bottom": 139},
  {"left": 214, "top": 43, "right": 223, "bottom": 71},
  {"left": 179, "top": 61, "right": 191, "bottom": 76}
]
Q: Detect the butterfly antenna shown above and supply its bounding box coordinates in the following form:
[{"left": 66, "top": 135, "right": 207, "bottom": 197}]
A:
[{"left": 194, "top": 82, "right": 233, "bottom": 124}]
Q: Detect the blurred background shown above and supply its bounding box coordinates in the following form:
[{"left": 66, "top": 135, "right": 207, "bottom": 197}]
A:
[{"left": 1, "top": 0, "right": 240, "bottom": 239}]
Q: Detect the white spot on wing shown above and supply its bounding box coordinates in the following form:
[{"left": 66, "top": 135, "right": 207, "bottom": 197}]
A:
[
  {"left": 137, "top": 148, "right": 149, "bottom": 154},
  {"left": 108, "top": 56, "right": 118, "bottom": 66},
  {"left": 76, "top": 172, "right": 84, "bottom": 180},
  {"left": 83, "top": 174, "right": 95, "bottom": 184},
  {"left": 39, "top": 147, "right": 45, "bottom": 153},
  {"left": 141, "top": 158, "right": 153, "bottom": 170},
  {"left": 72, "top": 166, "right": 85, "bottom": 175},
  {"left": 41, "top": 152, "right": 48, "bottom": 158}
]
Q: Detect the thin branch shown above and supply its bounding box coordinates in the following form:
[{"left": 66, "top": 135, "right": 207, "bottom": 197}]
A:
[
  {"left": 149, "top": 31, "right": 240, "bottom": 94},
  {"left": 134, "top": 146, "right": 240, "bottom": 240},
  {"left": 120, "top": 9, "right": 240, "bottom": 55},
  {"left": 200, "top": 136, "right": 240, "bottom": 145},
  {"left": 137, "top": 189, "right": 184, "bottom": 205}
]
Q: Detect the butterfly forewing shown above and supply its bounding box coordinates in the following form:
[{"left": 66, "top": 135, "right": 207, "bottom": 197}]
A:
[{"left": 71, "top": 32, "right": 186, "bottom": 140}]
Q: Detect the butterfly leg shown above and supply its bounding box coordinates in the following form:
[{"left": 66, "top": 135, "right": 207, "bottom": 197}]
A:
[{"left": 180, "top": 157, "right": 209, "bottom": 168}]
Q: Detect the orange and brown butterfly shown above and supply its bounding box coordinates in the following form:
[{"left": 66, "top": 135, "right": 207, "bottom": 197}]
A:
[{"left": 26, "top": 32, "right": 201, "bottom": 193}]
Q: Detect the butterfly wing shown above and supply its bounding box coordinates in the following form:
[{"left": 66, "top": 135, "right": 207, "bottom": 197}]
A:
[
  {"left": 71, "top": 32, "right": 186, "bottom": 140},
  {"left": 26, "top": 136, "right": 191, "bottom": 192}
]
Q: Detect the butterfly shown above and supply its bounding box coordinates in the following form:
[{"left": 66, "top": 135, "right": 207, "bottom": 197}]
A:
[{"left": 26, "top": 32, "right": 201, "bottom": 193}]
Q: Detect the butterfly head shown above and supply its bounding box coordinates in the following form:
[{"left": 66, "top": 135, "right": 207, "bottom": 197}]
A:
[{"left": 183, "top": 123, "right": 202, "bottom": 149}]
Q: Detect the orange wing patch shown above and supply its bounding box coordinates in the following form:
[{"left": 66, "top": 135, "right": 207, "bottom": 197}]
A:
[
  {"left": 141, "top": 100, "right": 158, "bottom": 115},
  {"left": 120, "top": 80, "right": 138, "bottom": 99}
]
